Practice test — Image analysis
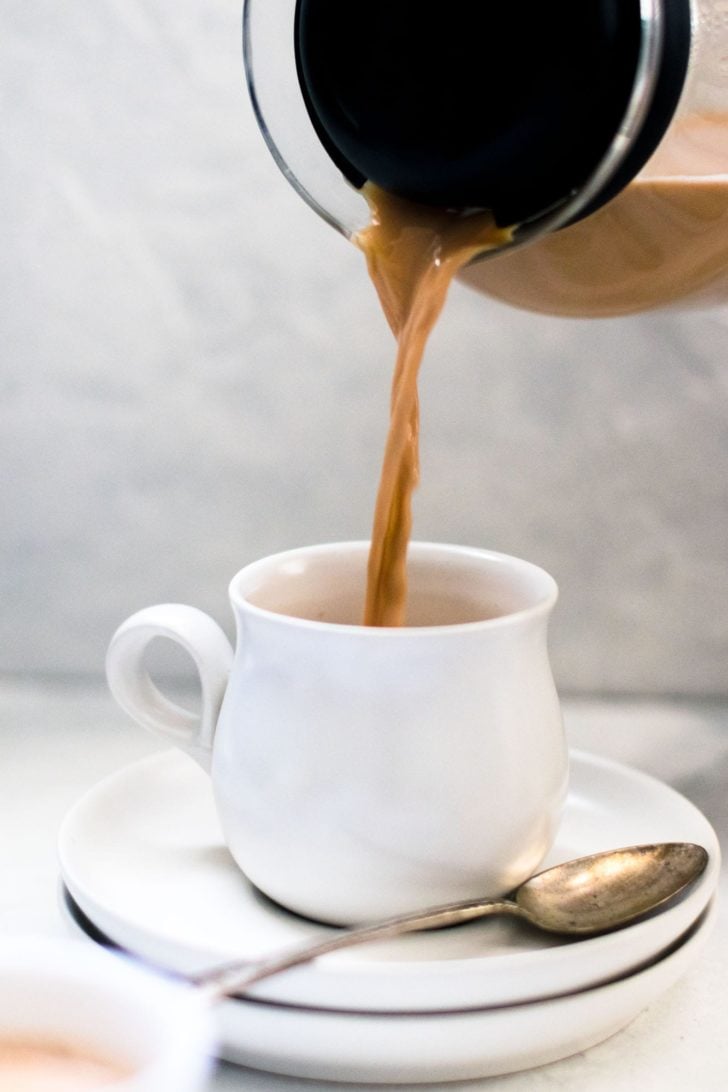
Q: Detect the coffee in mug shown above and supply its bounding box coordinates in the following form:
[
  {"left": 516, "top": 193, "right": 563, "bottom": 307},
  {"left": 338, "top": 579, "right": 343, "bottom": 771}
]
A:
[{"left": 0, "top": 1038, "right": 128, "bottom": 1090}]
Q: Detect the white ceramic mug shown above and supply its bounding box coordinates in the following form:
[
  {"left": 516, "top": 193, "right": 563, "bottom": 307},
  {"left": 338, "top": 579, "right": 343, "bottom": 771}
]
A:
[{"left": 107, "top": 541, "right": 568, "bottom": 924}]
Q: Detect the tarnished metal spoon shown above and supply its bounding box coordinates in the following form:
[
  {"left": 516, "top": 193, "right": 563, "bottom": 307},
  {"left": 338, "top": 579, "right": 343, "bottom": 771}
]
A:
[{"left": 196, "top": 842, "right": 708, "bottom": 1000}]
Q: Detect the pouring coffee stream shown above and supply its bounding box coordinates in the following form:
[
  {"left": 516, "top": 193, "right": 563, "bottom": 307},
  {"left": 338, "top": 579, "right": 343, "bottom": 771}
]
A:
[
  {"left": 245, "top": 0, "right": 728, "bottom": 621},
  {"left": 193, "top": 843, "right": 708, "bottom": 1002}
]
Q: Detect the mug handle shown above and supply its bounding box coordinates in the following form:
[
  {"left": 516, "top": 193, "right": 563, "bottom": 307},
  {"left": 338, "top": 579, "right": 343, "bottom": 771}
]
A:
[{"left": 105, "top": 604, "right": 234, "bottom": 772}]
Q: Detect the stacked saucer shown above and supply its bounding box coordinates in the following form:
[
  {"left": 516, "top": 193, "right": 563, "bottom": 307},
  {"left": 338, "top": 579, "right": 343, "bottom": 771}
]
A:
[{"left": 59, "top": 749, "right": 719, "bottom": 1082}]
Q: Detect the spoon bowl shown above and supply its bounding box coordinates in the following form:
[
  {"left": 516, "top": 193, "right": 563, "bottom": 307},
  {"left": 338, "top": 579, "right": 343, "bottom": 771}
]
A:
[{"left": 516, "top": 842, "right": 708, "bottom": 934}]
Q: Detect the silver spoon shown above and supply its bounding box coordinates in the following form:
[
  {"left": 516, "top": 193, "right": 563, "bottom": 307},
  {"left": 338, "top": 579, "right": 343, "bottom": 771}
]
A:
[{"left": 195, "top": 842, "right": 708, "bottom": 1001}]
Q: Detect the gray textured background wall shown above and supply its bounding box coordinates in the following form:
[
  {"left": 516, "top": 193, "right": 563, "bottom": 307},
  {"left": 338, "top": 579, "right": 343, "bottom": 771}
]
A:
[{"left": 2, "top": 2, "right": 727, "bottom": 695}]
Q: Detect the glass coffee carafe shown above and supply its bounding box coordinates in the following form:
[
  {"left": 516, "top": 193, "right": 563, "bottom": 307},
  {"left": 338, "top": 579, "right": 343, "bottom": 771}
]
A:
[{"left": 244, "top": 0, "right": 728, "bottom": 316}]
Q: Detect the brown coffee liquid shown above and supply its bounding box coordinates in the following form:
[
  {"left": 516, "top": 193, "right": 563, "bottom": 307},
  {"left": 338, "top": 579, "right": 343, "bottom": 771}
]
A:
[
  {"left": 460, "top": 116, "right": 728, "bottom": 317},
  {"left": 355, "top": 185, "right": 511, "bottom": 626},
  {"left": 353, "top": 116, "right": 726, "bottom": 624},
  {"left": 0, "top": 1038, "right": 128, "bottom": 1091}
]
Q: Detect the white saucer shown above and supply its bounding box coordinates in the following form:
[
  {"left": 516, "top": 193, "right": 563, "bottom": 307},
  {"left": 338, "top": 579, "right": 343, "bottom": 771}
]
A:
[
  {"left": 58, "top": 748, "right": 719, "bottom": 1013},
  {"left": 61, "top": 890, "right": 717, "bottom": 1083},
  {"left": 200, "top": 901, "right": 719, "bottom": 1083}
]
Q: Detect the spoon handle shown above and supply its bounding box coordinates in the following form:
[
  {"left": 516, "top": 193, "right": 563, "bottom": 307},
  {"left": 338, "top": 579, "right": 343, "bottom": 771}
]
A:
[{"left": 195, "top": 896, "right": 518, "bottom": 1002}]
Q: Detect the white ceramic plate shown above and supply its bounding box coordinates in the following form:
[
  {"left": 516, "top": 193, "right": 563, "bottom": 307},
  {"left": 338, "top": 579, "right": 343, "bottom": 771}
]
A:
[
  {"left": 62, "top": 893, "right": 717, "bottom": 1083},
  {"left": 58, "top": 749, "right": 719, "bottom": 1012}
]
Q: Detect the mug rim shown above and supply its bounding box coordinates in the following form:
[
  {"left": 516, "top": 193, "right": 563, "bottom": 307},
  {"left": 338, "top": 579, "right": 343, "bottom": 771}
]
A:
[{"left": 228, "top": 540, "right": 558, "bottom": 635}]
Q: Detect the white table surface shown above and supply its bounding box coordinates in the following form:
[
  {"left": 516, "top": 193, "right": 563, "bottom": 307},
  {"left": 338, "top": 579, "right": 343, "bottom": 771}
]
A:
[{"left": 1, "top": 676, "right": 726, "bottom": 1091}]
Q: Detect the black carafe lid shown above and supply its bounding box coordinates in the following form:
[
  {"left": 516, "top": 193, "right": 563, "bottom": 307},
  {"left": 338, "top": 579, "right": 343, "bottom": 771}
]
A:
[{"left": 295, "top": 1, "right": 692, "bottom": 227}]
